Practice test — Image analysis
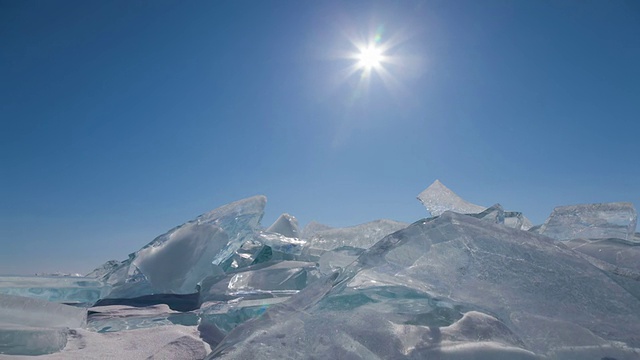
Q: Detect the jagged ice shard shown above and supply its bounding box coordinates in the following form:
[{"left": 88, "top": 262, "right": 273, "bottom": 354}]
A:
[{"left": 417, "top": 179, "right": 486, "bottom": 216}]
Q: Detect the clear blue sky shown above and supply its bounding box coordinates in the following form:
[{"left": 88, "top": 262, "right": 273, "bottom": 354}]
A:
[{"left": 1, "top": 0, "right": 639, "bottom": 275}]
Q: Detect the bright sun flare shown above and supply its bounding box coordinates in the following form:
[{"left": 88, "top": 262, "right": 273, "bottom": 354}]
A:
[{"left": 357, "top": 45, "right": 383, "bottom": 70}]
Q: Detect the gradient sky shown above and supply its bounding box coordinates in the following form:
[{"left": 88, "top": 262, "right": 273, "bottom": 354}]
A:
[{"left": 1, "top": 0, "right": 639, "bottom": 275}]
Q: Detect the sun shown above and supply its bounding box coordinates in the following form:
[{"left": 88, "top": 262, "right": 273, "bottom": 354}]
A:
[{"left": 357, "top": 45, "right": 383, "bottom": 70}]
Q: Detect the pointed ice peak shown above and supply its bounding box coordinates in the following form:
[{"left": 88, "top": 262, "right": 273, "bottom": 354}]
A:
[
  {"left": 266, "top": 213, "right": 299, "bottom": 239},
  {"left": 417, "top": 180, "right": 486, "bottom": 217}
]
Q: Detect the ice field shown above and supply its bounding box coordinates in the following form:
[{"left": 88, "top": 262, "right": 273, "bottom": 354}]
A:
[{"left": 1, "top": 181, "right": 639, "bottom": 359}]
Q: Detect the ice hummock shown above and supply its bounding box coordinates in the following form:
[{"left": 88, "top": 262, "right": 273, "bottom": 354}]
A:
[
  {"left": 207, "top": 212, "right": 640, "bottom": 359},
  {"left": 539, "top": 202, "right": 638, "bottom": 241},
  {"left": 100, "top": 196, "right": 266, "bottom": 298}
]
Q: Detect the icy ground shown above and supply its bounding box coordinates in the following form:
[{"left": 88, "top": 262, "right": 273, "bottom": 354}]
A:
[{"left": 1, "top": 180, "right": 639, "bottom": 359}]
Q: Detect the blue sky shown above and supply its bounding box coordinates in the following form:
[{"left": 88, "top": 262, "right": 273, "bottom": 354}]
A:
[{"left": 1, "top": 0, "right": 639, "bottom": 275}]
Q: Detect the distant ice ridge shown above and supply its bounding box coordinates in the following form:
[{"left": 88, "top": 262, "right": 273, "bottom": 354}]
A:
[{"left": 417, "top": 180, "right": 533, "bottom": 230}]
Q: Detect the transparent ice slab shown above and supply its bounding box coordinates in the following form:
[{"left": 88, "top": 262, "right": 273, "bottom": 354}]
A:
[
  {"left": 100, "top": 196, "right": 266, "bottom": 298},
  {"left": 0, "top": 275, "right": 109, "bottom": 307},
  {"left": 539, "top": 202, "right": 637, "bottom": 241}
]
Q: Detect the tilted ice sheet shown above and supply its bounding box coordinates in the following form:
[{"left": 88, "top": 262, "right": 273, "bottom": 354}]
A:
[
  {"left": 101, "top": 196, "right": 266, "bottom": 298},
  {"left": 539, "top": 202, "right": 637, "bottom": 241},
  {"left": 417, "top": 179, "right": 486, "bottom": 216},
  {"left": 0, "top": 275, "right": 109, "bottom": 306},
  {"left": 207, "top": 212, "right": 640, "bottom": 359}
]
